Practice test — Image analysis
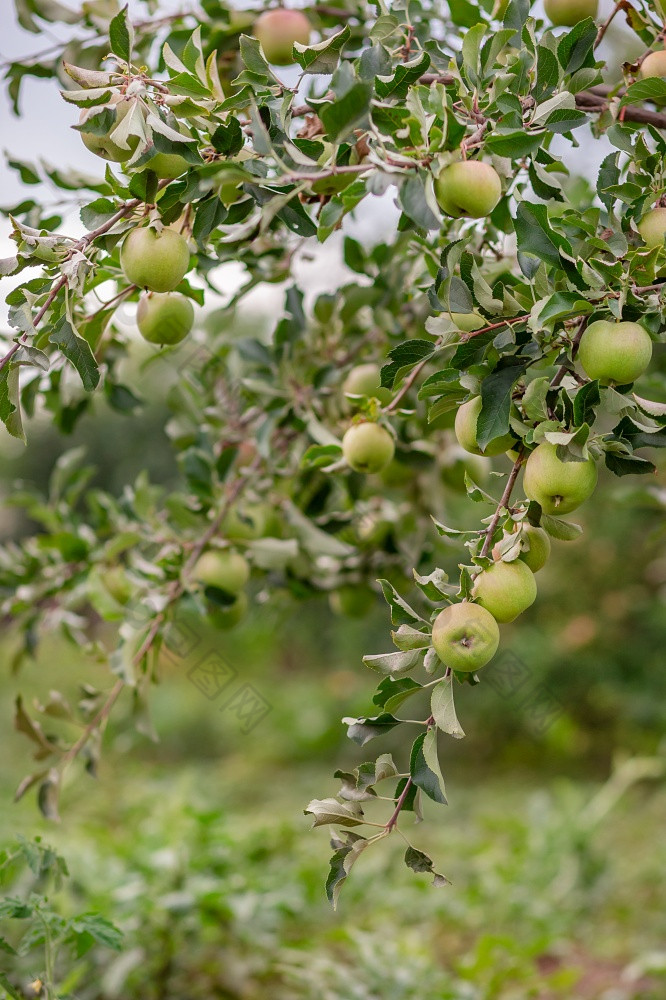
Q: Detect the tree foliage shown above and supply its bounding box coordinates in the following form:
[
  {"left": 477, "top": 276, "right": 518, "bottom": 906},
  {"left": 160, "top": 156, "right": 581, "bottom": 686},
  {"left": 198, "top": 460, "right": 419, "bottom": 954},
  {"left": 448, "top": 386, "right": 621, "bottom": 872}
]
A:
[{"left": 2, "top": 0, "right": 666, "bottom": 901}]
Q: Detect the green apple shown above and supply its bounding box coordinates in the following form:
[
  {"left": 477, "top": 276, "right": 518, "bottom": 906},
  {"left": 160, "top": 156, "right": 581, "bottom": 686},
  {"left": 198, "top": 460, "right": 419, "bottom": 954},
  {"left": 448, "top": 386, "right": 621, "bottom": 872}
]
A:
[
  {"left": 543, "top": 0, "right": 597, "bottom": 25},
  {"left": 577, "top": 320, "right": 652, "bottom": 386},
  {"left": 79, "top": 96, "right": 137, "bottom": 162},
  {"left": 638, "top": 50, "right": 666, "bottom": 101},
  {"left": 431, "top": 601, "right": 500, "bottom": 672},
  {"left": 329, "top": 584, "right": 375, "bottom": 618},
  {"left": 342, "top": 422, "right": 395, "bottom": 474},
  {"left": 450, "top": 311, "right": 486, "bottom": 333},
  {"left": 454, "top": 396, "right": 516, "bottom": 457},
  {"left": 517, "top": 524, "right": 551, "bottom": 572},
  {"left": 136, "top": 292, "right": 194, "bottom": 345},
  {"left": 208, "top": 591, "right": 248, "bottom": 630},
  {"left": 142, "top": 151, "right": 190, "bottom": 179},
  {"left": 342, "top": 363, "right": 391, "bottom": 405},
  {"left": 523, "top": 442, "right": 597, "bottom": 514},
  {"left": 434, "top": 160, "right": 502, "bottom": 218},
  {"left": 254, "top": 8, "right": 311, "bottom": 65},
  {"left": 472, "top": 559, "right": 537, "bottom": 623},
  {"left": 193, "top": 550, "right": 250, "bottom": 594},
  {"left": 222, "top": 503, "right": 269, "bottom": 541},
  {"left": 120, "top": 228, "right": 190, "bottom": 293},
  {"left": 637, "top": 206, "right": 666, "bottom": 255}
]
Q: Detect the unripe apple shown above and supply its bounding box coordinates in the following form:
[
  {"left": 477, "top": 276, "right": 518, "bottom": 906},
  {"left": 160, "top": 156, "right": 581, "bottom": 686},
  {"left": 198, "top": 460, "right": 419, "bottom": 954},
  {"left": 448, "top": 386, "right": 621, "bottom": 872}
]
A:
[
  {"left": 193, "top": 550, "right": 250, "bottom": 594},
  {"left": 254, "top": 8, "right": 311, "bottom": 65},
  {"left": 222, "top": 503, "right": 269, "bottom": 541},
  {"left": 120, "top": 228, "right": 190, "bottom": 293},
  {"left": 517, "top": 524, "right": 551, "bottom": 572},
  {"left": 342, "top": 364, "right": 391, "bottom": 405},
  {"left": 208, "top": 591, "right": 248, "bottom": 630},
  {"left": 342, "top": 422, "right": 395, "bottom": 474},
  {"left": 143, "top": 151, "right": 190, "bottom": 179},
  {"left": 432, "top": 601, "right": 500, "bottom": 672},
  {"left": 523, "top": 442, "right": 597, "bottom": 515},
  {"left": 638, "top": 50, "right": 666, "bottom": 101},
  {"left": 329, "top": 584, "right": 375, "bottom": 618},
  {"left": 543, "top": 0, "right": 597, "bottom": 25},
  {"left": 454, "top": 396, "right": 516, "bottom": 457},
  {"left": 577, "top": 320, "right": 652, "bottom": 386},
  {"left": 434, "top": 161, "right": 502, "bottom": 219},
  {"left": 450, "top": 311, "right": 486, "bottom": 333},
  {"left": 79, "top": 96, "right": 137, "bottom": 162},
  {"left": 136, "top": 292, "right": 194, "bottom": 345},
  {"left": 637, "top": 207, "right": 666, "bottom": 254},
  {"left": 472, "top": 559, "right": 537, "bottom": 623}
]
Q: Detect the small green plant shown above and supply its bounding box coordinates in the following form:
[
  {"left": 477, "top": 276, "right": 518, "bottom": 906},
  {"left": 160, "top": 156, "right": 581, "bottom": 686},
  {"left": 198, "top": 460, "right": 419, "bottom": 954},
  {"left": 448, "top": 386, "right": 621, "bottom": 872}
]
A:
[{"left": 0, "top": 838, "right": 122, "bottom": 1000}]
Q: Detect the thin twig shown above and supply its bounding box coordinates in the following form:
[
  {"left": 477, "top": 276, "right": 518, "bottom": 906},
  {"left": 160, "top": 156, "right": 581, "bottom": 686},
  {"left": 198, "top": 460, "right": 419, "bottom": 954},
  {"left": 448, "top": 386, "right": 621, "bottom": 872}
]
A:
[
  {"left": 385, "top": 715, "right": 435, "bottom": 831},
  {"left": 595, "top": 0, "right": 626, "bottom": 48},
  {"left": 479, "top": 450, "right": 525, "bottom": 560},
  {"left": 550, "top": 315, "right": 588, "bottom": 390}
]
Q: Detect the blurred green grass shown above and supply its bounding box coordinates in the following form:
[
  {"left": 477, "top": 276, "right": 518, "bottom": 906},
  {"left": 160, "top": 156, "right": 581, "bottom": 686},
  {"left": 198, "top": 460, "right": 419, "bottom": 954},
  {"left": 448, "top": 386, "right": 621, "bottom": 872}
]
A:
[
  {"left": 1, "top": 617, "right": 665, "bottom": 999},
  {"left": 2, "top": 394, "right": 666, "bottom": 998}
]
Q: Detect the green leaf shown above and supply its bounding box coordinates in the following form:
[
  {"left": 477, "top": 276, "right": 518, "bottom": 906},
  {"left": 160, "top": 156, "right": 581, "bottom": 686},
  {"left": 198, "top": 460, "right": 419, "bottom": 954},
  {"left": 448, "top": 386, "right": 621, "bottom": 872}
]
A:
[
  {"left": 486, "top": 130, "right": 544, "bottom": 158},
  {"left": 0, "top": 366, "right": 24, "bottom": 442},
  {"left": 604, "top": 451, "right": 656, "bottom": 477},
  {"left": 210, "top": 117, "right": 244, "bottom": 157},
  {"left": 108, "top": 4, "right": 134, "bottom": 63},
  {"left": 620, "top": 78, "right": 666, "bottom": 108},
  {"left": 49, "top": 318, "right": 100, "bottom": 392},
  {"left": 431, "top": 676, "right": 465, "bottom": 738},
  {"left": 320, "top": 82, "right": 373, "bottom": 143},
  {"left": 573, "top": 380, "right": 600, "bottom": 427},
  {"left": 449, "top": 0, "right": 484, "bottom": 27},
  {"left": 381, "top": 340, "right": 434, "bottom": 390},
  {"left": 477, "top": 361, "right": 526, "bottom": 451},
  {"left": 69, "top": 913, "right": 123, "bottom": 951},
  {"left": 398, "top": 173, "right": 439, "bottom": 230},
  {"left": 304, "top": 797, "right": 365, "bottom": 827},
  {"left": 537, "top": 292, "right": 592, "bottom": 325},
  {"left": 514, "top": 203, "right": 562, "bottom": 269},
  {"left": 363, "top": 649, "right": 422, "bottom": 678},
  {"left": 294, "top": 26, "right": 351, "bottom": 74},
  {"left": 373, "top": 677, "right": 423, "bottom": 713},
  {"left": 522, "top": 377, "right": 550, "bottom": 422},
  {"left": 410, "top": 729, "right": 447, "bottom": 804},
  {"left": 557, "top": 18, "right": 597, "bottom": 74},
  {"left": 377, "top": 578, "right": 427, "bottom": 626},
  {"left": 325, "top": 832, "right": 369, "bottom": 908},
  {"left": 301, "top": 444, "right": 343, "bottom": 469},
  {"left": 376, "top": 51, "right": 430, "bottom": 99},
  {"left": 404, "top": 846, "right": 450, "bottom": 886},
  {"left": 0, "top": 973, "right": 23, "bottom": 1000},
  {"left": 543, "top": 108, "right": 588, "bottom": 133},
  {"left": 343, "top": 713, "right": 402, "bottom": 746},
  {"left": 541, "top": 514, "right": 584, "bottom": 540}
]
